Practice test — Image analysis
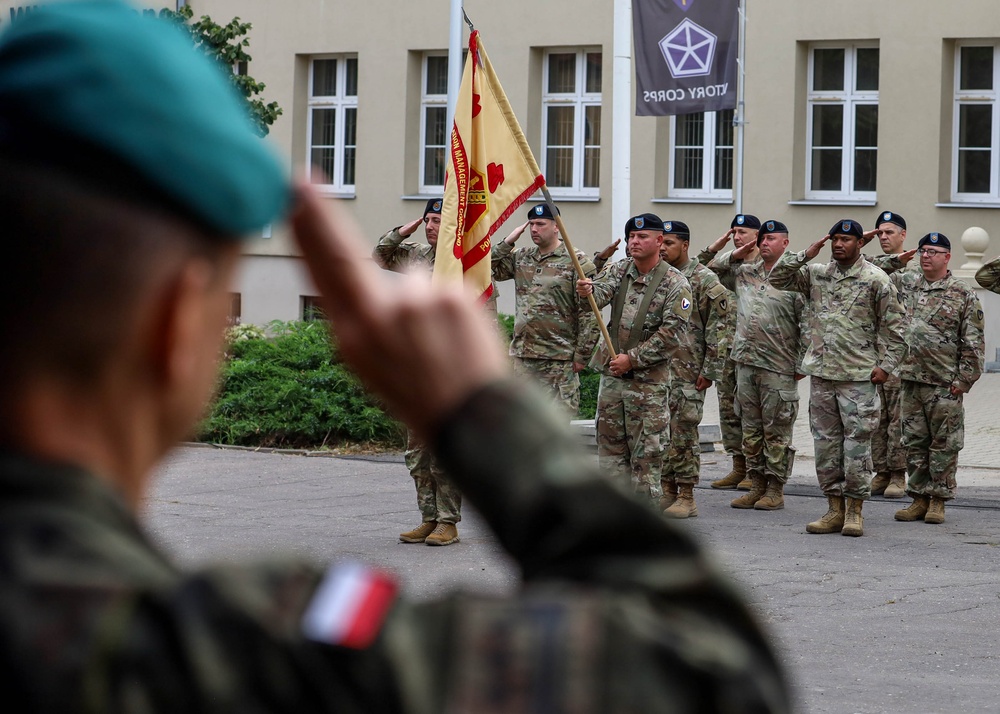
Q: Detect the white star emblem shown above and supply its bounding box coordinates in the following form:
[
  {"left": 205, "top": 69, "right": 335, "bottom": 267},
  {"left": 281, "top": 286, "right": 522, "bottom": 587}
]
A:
[{"left": 659, "top": 19, "right": 717, "bottom": 79}]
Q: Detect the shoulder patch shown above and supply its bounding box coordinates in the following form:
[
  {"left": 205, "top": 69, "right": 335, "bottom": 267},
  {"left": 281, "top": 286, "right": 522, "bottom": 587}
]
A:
[
  {"left": 681, "top": 297, "right": 692, "bottom": 311},
  {"left": 302, "top": 562, "right": 398, "bottom": 649},
  {"left": 978, "top": 309, "right": 985, "bottom": 321}
]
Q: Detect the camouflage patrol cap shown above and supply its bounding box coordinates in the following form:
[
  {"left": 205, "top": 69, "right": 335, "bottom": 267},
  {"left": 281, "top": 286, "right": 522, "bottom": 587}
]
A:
[
  {"left": 424, "top": 198, "right": 443, "bottom": 217},
  {"left": 829, "top": 219, "right": 864, "bottom": 240},
  {"left": 527, "top": 202, "right": 560, "bottom": 220},
  {"left": 918, "top": 233, "right": 951, "bottom": 251},
  {"left": 625, "top": 213, "right": 665, "bottom": 235},
  {"left": 731, "top": 214, "right": 761, "bottom": 230},
  {"left": 875, "top": 211, "right": 906, "bottom": 230},
  {"left": 0, "top": 0, "right": 290, "bottom": 237}
]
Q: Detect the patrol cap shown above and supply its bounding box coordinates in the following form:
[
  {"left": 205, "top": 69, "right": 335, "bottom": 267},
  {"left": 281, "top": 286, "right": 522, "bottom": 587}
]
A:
[
  {"left": 424, "top": 198, "right": 443, "bottom": 217},
  {"left": 527, "top": 202, "right": 560, "bottom": 220},
  {"left": 829, "top": 219, "right": 865, "bottom": 240},
  {"left": 625, "top": 213, "right": 665, "bottom": 235},
  {"left": 0, "top": 0, "right": 290, "bottom": 237},
  {"left": 918, "top": 232, "right": 951, "bottom": 251},
  {"left": 758, "top": 220, "right": 788, "bottom": 244},
  {"left": 731, "top": 214, "right": 761, "bottom": 230},
  {"left": 875, "top": 211, "right": 906, "bottom": 230},
  {"left": 662, "top": 220, "right": 691, "bottom": 239}
]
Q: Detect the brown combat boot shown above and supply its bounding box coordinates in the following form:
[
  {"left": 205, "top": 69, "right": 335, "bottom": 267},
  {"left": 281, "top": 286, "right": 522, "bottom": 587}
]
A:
[
  {"left": 894, "top": 495, "right": 930, "bottom": 522},
  {"left": 883, "top": 470, "right": 906, "bottom": 499},
  {"left": 399, "top": 521, "right": 437, "bottom": 543},
  {"left": 736, "top": 473, "right": 752, "bottom": 490},
  {"left": 424, "top": 522, "right": 459, "bottom": 546},
  {"left": 870, "top": 472, "right": 890, "bottom": 496},
  {"left": 659, "top": 478, "right": 678, "bottom": 511},
  {"left": 806, "top": 496, "right": 846, "bottom": 534},
  {"left": 754, "top": 476, "right": 785, "bottom": 510},
  {"left": 664, "top": 483, "right": 698, "bottom": 519},
  {"left": 841, "top": 497, "right": 864, "bottom": 537},
  {"left": 711, "top": 454, "right": 746, "bottom": 489},
  {"left": 924, "top": 497, "right": 946, "bottom": 524},
  {"left": 731, "top": 473, "right": 766, "bottom": 509}
]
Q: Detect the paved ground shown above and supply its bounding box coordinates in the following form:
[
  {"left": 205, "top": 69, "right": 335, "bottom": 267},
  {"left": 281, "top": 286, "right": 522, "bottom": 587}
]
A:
[{"left": 148, "top": 426, "right": 1000, "bottom": 714}]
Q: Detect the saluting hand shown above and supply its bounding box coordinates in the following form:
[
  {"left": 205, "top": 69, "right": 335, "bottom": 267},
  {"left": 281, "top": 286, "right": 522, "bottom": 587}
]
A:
[
  {"left": 897, "top": 248, "right": 918, "bottom": 265},
  {"left": 804, "top": 234, "right": 831, "bottom": 260},
  {"left": 504, "top": 221, "right": 529, "bottom": 245},
  {"left": 732, "top": 239, "right": 757, "bottom": 261},
  {"left": 597, "top": 238, "right": 622, "bottom": 261},
  {"left": 398, "top": 217, "right": 424, "bottom": 237},
  {"left": 708, "top": 228, "right": 735, "bottom": 254},
  {"left": 860, "top": 228, "right": 881, "bottom": 247}
]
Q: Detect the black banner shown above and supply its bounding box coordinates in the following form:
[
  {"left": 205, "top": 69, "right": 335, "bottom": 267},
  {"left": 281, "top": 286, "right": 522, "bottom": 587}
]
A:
[{"left": 633, "top": 0, "right": 739, "bottom": 116}]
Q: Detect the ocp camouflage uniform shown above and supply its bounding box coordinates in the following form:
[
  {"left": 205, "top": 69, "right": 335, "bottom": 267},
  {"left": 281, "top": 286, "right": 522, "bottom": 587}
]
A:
[
  {"left": 892, "top": 269, "right": 985, "bottom": 500},
  {"left": 974, "top": 254, "right": 1000, "bottom": 294},
  {"left": 699, "top": 247, "right": 742, "bottom": 457},
  {"left": 769, "top": 251, "right": 906, "bottom": 499},
  {"left": 664, "top": 258, "right": 728, "bottom": 487},
  {"left": 708, "top": 251, "right": 805, "bottom": 485},
  {"left": 585, "top": 259, "right": 694, "bottom": 502},
  {"left": 492, "top": 240, "right": 598, "bottom": 414}
]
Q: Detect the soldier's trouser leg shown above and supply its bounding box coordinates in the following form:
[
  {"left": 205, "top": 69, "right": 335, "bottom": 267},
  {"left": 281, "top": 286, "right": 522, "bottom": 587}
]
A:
[
  {"left": 597, "top": 375, "right": 631, "bottom": 488},
  {"left": 623, "top": 380, "right": 670, "bottom": 501},
  {"left": 871, "top": 380, "right": 906, "bottom": 473},
  {"left": 901, "top": 381, "right": 963, "bottom": 501},
  {"left": 665, "top": 383, "right": 706, "bottom": 486},
  {"left": 405, "top": 430, "right": 462, "bottom": 524},
  {"left": 718, "top": 354, "right": 743, "bottom": 456},
  {"left": 512, "top": 357, "right": 580, "bottom": 416},
  {"left": 809, "top": 378, "right": 879, "bottom": 500},
  {"left": 739, "top": 365, "right": 799, "bottom": 485}
]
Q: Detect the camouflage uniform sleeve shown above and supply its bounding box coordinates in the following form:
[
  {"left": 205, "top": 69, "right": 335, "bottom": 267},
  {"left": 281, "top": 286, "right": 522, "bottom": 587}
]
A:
[
  {"left": 869, "top": 253, "right": 905, "bottom": 274},
  {"left": 491, "top": 240, "right": 516, "bottom": 282},
  {"left": 794, "top": 293, "right": 807, "bottom": 374},
  {"left": 372, "top": 228, "right": 413, "bottom": 272},
  {"left": 700, "top": 276, "right": 729, "bottom": 382},
  {"left": 975, "top": 255, "right": 1000, "bottom": 293},
  {"left": 421, "top": 381, "right": 790, "bottom": 712},
  {"left": 592, "top": 253, "right": 608, "bottom": 273},
  {"left": 696, "top": 246, "right": 718, "bottom": 266},
  {"left": 874, "top": 278, "right": 908, "bottom": 376},
  {"left": 956, "top": 290, "right": 986, "bottom": 392},
  {"left": 574, "top": 252, "right": 600, "bottom": 364},
  {"left": 706, "top": 249, "right": 739, "bottom": 291},
  {"left": 767, "top": 249, "right": 812, "bottom": 294},
  {"left": 589, "top": 260, "right": 625, "bottom": 309},
  {"left": 628, "top": 278, "right": 694, "bottom": 370}
]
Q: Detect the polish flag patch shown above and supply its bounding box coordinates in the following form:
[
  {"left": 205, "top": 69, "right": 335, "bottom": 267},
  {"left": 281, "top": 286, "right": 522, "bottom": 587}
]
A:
[{"left": 301, "top": 561, "right": 398, "bottom": 649}]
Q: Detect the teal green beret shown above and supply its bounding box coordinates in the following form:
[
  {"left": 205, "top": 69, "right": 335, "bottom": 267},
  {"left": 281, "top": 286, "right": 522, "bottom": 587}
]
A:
[{"left": 0, "top": 0, "right": 289, "bottom": 236}]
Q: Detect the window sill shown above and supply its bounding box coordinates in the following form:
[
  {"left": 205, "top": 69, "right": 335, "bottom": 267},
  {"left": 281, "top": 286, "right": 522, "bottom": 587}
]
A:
[
  {"left": 314, "top": 189, "right": 356, "bottom": 199},
  {"left": 788, "top": 199, "right": 876, "bottom": 207},
  {"left": 651, "top": 197, "right": 734, "bottom": 205},
  {"left": 936, "top": 202, "right": 1000, "bottom": 209}
]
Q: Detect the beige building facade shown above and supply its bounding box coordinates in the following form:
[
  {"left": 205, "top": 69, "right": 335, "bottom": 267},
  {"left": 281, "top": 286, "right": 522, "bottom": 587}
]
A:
[{"left": 5, "top": 0, "right": 1000, "bottom": 358}]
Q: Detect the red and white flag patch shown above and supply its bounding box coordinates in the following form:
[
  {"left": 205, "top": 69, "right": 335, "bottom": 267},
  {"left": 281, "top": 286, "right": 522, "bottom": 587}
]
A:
[{"left": 301, "top": 561, "right": 398, "bottom": 649}]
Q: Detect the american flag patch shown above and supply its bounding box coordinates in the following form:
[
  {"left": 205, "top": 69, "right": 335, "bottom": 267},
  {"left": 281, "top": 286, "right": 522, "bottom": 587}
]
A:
[{"left": 301, "top": 561, "right": 398, "bottom": 649}]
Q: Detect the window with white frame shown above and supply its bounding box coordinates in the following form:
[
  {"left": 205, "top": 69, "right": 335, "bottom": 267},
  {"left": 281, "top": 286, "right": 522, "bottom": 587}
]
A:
[
  {"left": 420, "top": 54, "right": 449, "bottom": 192},
  {"left": 542, "top": 50, "right": 602, "bottom": 196},
  {"left": 806, "top": 44, "right": 879, "bottom": 200},
  {"left": 669, "top": 110, "right": 734, "bottom": 198},
  {"left": 953, "top": 43, "right": 1000, "bottom": 201},
  {"left": 307, "top": 56, "right": 357, "bottom": 192}
]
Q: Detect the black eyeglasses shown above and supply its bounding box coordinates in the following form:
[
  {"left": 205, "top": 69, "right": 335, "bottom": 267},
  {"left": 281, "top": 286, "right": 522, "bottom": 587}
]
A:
[{"left": 917, "top": 248, "right": 949, "bottom": 256}]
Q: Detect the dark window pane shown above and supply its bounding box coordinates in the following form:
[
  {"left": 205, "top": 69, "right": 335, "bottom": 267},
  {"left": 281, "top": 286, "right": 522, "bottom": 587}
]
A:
[
  {"left": 344, "top": 107, "right": 357, "bottom": 146},
  {"left": 310, "top": 148, "right": 336, "bottom": 183},
  {"left": 715, "top": 147, "right": 734, "bottom": 190},
  {"left": 811, "top": 148, "right": 843, "bottom": 191},
  {"left": 856, "top": 48, "right": 879, "bottom": 91},
  {"left": 311, "top": 108, "right": 336, "bottom": 146},
  {"left": 547, "top": 106, "right": 575, "bottom": 145},
  {"left": 716, "top": 109, "right": 734, "bottom": 147},
  {"left": 812, "top": 104, "right": 844, "bottom": 147},
  {"left": 958, "top": 150, "right": 992, "bottom": 193},
  {"left": 959, "top": 104, "right": 993, "bottom": 148},
  {"left": 584, "top": 147, "right": 600, "bottom": 188},
  {"left": 547, "top": 53, "right": 576, "bottom": 93},
  {"left": 546, "top": 147, "right": 574, "bottom": 187},
  {"left": 585, "top": 52, "right": 602, "bottom": 93},
  {"left": 426, "top": 56, "right": 449, "bottom": 95},
  {"left": 585, "top": 105, "right": 601, "bottom": 144},
  {"left": 674, "top": 148, "right": 703, "bottom": 189},
  {"left": 424, "top": 147, "right": 445, "bottom": 186},
  {"left": 343, "top": 148, "right": 355, "bottom": 185},
  {"left": 813, "top": 48, "right": 845, "bottom": 91},
  {"left": 960, "top": 46, "right": 994, "bottom": 91},
  {"left": 313, "top": 59, "right": 337, "bottom": 96},
  {"left": 854, "top": 149, "right": 877, "bottom": 192},
  {"left": 854, "top": 104, "right": 878, "bottom": 147},
  {"left": 675, "top": 113, "right": 705, "bottom": 147},
  {"left": 345, "top": 58, "right": 358, "bottom": 96},
  {"left": 425, "top": 106, "right": 447, "bottom": 145}
]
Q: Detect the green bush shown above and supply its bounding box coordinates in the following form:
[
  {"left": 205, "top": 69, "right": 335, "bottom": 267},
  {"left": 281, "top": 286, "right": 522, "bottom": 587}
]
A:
[{"left": 198, "top": 321, "right": 405, "bottom": 449}]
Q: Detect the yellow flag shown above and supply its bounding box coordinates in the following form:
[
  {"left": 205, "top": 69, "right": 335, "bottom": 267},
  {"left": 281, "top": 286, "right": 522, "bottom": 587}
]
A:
[{"left": 433, "top": 31, "right": 545, "bottom": 301}]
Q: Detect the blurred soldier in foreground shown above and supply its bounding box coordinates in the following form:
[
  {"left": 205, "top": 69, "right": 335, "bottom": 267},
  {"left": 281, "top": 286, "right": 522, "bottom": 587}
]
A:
[
  {"left": 881, "top": 234, "right": 984, "bottom": 525},
  {"left": 492, "top": 203, "right": 597, "bottom": 415},
  {"left": 374, "top": 198, "right": 463, "bottom": 545},
  {"left": 0, "top": 3, "right": 791, "bottom": 711},
  {"left": 975, "top": 252, "right": 1000, "bottom": 294},
  {"left": 577, "top": 214, "right": 694, "bottom": 506},
  {"left": 700, "top": 215, "right": 761, "bottom": 491},
  {"left": 707, "top": 221, "right": 805, "bottom": 511},
  {"left": 769, "top": 220, "right": 906, "bottom": 537},
  {"left": 659, "top": 221, "right": 729, "bottom": 518}
]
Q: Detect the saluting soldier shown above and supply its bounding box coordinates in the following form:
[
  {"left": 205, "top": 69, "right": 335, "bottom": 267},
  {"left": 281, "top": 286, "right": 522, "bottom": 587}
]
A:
[
  {"left": 659, "top": 221, "right": 729, "bottom": 518},
  {"left": 769, "top": 219, "right": 906, "bottom": 537},
  {"left": 577, "top": 214, "right": 693, "bottom": 505}
]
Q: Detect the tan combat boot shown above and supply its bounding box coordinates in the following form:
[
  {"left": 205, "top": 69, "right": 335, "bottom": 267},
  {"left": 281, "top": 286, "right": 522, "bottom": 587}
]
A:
[
  {"left": 841, "top": 497, "right": 864, "bottom": 537},
  {"left": 894, "top": 495, "right": 930, "bottom": 522},
  {"left": 399, "top": 521, "right": 437, "bottom": 543},
  {"left": 424, "top": 522, "right": 459, "bottom": 546},
  {"left": 883, "top": 470, "right": 906, "bottom": 499},
  {"left": 806, "top": 496, "right": 846, "bottom": 534},
  {"left": 711, "top": 454, "right": 746, "bottom": 489},
  {"left": 924, "top": 497, "right": 946, "bottom": 524},
  {"left": 664, "top": 483, "right": 698, "bottom": 519},
  {"left": 754, "top": 476, "right": 785, "bottom": 511},
  {"left": 870, "top": 472, "right": 890, "bottom": 496},
  {"left": 731, "top": 474, "right": 766, "bottom": 509},
  {"left": 659, "top": 478, "right": 678, "bottom": 511}
]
